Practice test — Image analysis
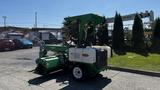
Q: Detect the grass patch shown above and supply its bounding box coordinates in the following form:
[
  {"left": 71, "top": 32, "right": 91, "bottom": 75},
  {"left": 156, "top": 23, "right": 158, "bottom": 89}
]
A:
[{"left": 108, "top": 52, "right": 160, "bottom": 72}]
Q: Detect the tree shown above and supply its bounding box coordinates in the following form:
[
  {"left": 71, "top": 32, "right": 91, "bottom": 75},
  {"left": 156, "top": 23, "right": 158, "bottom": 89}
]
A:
[
  {"left": 112, "top": 13, "right": 125, "bottom": 50},
  {"left": 132, "top": 13, "right": 145, "bottom": 50},
  {"left": 97, "top": 16, "right": 109, "bottom": 45},
  {"left": 62, "top": 19, "right": 79, "bottom": 44},
  {"left": 101, "top": 16, "right": 109, "bottom": 45},
  {"left": 152, "top": 18, "right": 160, "bottom": 49},
  {"left": 85, "top": 22, "right": 94, "bottom": 46}
]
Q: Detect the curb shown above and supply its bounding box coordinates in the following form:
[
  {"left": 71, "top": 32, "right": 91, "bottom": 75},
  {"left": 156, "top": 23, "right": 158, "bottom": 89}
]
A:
[{"left": 108, "top": 66, "right": 160, "bottom": 77}]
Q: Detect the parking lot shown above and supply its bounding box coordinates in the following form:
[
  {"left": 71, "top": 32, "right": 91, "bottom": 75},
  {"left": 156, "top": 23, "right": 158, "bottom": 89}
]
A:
[{"left": 0, "top": 47, "right": 160, "bottom": 90}]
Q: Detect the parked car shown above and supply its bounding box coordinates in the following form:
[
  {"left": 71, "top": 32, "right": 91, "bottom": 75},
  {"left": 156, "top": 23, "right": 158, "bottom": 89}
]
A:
[
  {"left": 0, "top": 39, "right": 15, "bottom": 51},
  {"left": 13, "top": 38, "right": 33, "bottom": 49},
  {"left": 39, "top": 32, "right": 62, "bottom": 44}
]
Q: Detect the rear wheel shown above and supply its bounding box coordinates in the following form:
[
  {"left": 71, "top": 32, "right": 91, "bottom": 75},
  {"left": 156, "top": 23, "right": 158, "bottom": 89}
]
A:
[
  {"left": 72, "top": 65, "right": 86, "bottom": 81},
  {"left": 30, "top": 46, "right": 33, "bottom": 48}
]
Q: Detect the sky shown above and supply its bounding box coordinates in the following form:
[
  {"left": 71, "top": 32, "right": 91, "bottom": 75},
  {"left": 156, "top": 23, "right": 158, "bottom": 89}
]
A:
[{"left": 0, "top": 0, "right": 160, "bottom": 28}]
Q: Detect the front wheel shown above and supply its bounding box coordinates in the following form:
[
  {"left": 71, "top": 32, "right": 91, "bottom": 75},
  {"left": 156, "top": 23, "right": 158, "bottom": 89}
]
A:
[
  {"left": 35, "top": 65, "right": 48, "bottom": 75},
  {"left": 72, "top": 65, "right": 86, "bottom": 81}
]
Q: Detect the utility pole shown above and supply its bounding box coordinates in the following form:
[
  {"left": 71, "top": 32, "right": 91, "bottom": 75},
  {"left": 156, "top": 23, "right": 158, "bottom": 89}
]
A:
[
  {"left": 2, "top": 16, "right": 7, "bottom": 27},
  {"left": 35, "top": 12, "right": 37, "bottom": 28},
  {"left": 2, "top": 16, "right": 7, "bottom": 31}
]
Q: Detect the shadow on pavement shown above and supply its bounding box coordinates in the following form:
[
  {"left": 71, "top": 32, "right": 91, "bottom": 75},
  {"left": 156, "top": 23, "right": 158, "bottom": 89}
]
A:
[
  {"left": 28, "top": 70, "right": 111, "bottom": 90},
  {"left": 16, "top": 57, "right": 32, "bottom": 60}
]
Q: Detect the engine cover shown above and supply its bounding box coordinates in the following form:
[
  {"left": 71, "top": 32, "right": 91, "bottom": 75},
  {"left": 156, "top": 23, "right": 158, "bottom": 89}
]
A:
[{"left": 69, "top": 47, "right": 96, "bottom": 64}]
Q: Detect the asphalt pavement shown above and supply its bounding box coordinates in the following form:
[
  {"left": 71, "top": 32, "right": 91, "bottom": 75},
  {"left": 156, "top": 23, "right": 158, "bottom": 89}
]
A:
[{"left": 0, "top": 47, "right": 160, "bottom": 90}]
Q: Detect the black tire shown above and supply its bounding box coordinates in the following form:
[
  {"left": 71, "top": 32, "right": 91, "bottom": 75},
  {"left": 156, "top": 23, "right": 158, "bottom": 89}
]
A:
[
  {"left": 72, "top": 65, "right": 86, "bottom": 81},
  {"left": 10, "top": 47, "right": 15, "bottom": 51},
  {"left": 35, "top": 65, "right": 48, "bottom": 75}
]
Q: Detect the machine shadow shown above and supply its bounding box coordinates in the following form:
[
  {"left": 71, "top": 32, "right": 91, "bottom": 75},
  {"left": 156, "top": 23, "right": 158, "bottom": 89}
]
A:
[{"left": 28, "top": 70, "right": 112, "bottom": 90}]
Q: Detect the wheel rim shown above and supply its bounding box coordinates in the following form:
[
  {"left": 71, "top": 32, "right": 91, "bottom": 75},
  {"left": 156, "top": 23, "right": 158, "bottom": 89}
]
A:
[{"left": 73, "top": 67, "right": 82, "bottom": 79}]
